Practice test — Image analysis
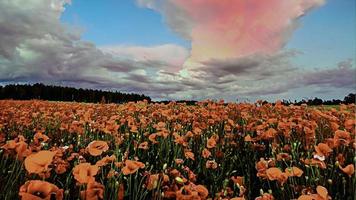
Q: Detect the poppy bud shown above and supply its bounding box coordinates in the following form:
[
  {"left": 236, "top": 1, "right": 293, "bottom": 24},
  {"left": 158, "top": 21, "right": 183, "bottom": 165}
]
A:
[
  {"left": 223, "top": 179, "right": 229, "bottom": 187},
  {"left": 175, "top": 177, "right": 184, "bottom": 184}
]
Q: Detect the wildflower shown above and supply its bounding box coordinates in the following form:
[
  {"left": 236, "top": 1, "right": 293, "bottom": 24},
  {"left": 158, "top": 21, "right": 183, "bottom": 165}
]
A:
[
  {"left": 24, "top": 150, "right": 56, "bottom": 178},
  {"left": 276, "top": 153, "right": 291, "bottom": 161},
  {"left": 148, "top": 134, "right": 158, "bottom": 144},
  {"left": 266, "top": 167, "right": 288, "bottom": 185},
  {"left": 194, "top": 185, "right": 209, "bottom": 199},
  {"left": 207, "top": 135, "right": 218, "bottom": 148},
  {"left": 33, "top": 131, "right": 49, "bottom": 144},
  {"left": 80, "top": 181, "right": 104, "bottom": 200},
  {"left": 72, "top": 163, "right": 99, "bottom": 184},
  {"left": 314, "top": 143, "right": 332, "bottom": 157},
  {"left": 1, "top": 138, "right": 30, "bottom": 160},
  {"left": 146, "top": 174, "right": 159, "bottom": 190},
  {"left": 334, "top": 130, "right": 351, "bottom": 146},
  {"left": 54, "top": 159, "right": 69, "bottom": 174},
  {"left": 256, "top": 158, "right": 268, "bottom": 178},
  {"left": 298, "top": 185, "right": 329, "bottom": 200},
  {"left": 285, "top": 167, "right": 303, "bottom": 177},
  {"left": 206, "top": 160, "right": 218, "bottom": 169},
  {"left": 121, "top": 160, "right": 145, "bottom": 175},
  {"left": 202, "top": 148, "right": 211, "bottom": 158},
  {"left": 19, "top": 180, "right": 63, "bottom": 200},
  {"left": 255, "top": 193, "right": 274, "bottom": 200},
  {"left": 138, "top": 141, "right": 149, "bottom": 150},
  {"left": 339, "top": 164, "right": 355, "bottom": 177},
  {"left": 95, "top": 155, "right": 116, "bottom": 167},
  {"left": 86, "top": 141, "right": 109, "bottom": 156},
  {"left": 184, "top": 151, "right": 195, "bottom": 160}
]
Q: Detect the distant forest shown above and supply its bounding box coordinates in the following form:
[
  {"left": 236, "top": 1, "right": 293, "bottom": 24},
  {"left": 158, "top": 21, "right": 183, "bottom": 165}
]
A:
[
  {"left": 153, "top": 93, "right": 356, "bottom": 106},
  {"left": 0, "top": 83, "right": 354, "bottom": 105},
  {"left": 281, "top": 93, "right": 355, "bottom": 106},
  {"left": 0, "top": 83, "right": 151, "bottom": 103}
]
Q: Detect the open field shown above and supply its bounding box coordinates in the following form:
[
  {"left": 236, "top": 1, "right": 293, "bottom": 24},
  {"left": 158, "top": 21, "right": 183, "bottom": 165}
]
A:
[{"left": 0, "top": 100, "right": 355, "bottom": 200}]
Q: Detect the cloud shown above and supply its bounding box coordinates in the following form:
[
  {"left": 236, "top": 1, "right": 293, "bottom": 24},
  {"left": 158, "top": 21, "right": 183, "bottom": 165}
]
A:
[
  {"left": 0, "top": 0, "right": 354, "bottom": 102},
  {"left": 138, "top": 0, "right": 325, "bottom": 64},
  {"left": 100, "top": 44, "right": 189, "bottom": 72},
  {"left": 301, "top": 59, "right": 356, "bottom": 88},
  {"left": 0, "top": 0, "right": 189, "bottom": 97}
]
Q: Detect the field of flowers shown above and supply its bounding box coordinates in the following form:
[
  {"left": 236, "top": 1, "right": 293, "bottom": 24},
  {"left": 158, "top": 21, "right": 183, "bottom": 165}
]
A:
[{"left": 0, "top": 100, "right": 354, "bottom": 200}]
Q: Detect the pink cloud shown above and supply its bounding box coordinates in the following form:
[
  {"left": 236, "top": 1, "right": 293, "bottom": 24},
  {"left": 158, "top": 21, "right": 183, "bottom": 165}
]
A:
[{"left": 168, "top": 0, "right": 325, "bottom": 62}]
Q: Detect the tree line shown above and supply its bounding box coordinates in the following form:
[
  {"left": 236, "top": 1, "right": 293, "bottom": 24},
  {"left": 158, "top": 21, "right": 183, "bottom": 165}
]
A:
[
  {"left": 281, "top": 93, "right": 355, "bottom": 106},
  {"left": 0, "top": 83, "right": 151, "bottom": 103}
]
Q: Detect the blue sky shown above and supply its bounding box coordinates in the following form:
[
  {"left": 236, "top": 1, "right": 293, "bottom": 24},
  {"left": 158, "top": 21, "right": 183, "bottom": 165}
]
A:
[
  {"left": 61, "top": 0, "right": 354, "bottom": 68},
  {"left": 61, "top": 0, "right": 189, "bottom": 47},
  {"left": 286, "top": 0, "right": 355, "bottom": 68},
  {"left": 0, "top": 0, "right": 354, "bottom": 101}
]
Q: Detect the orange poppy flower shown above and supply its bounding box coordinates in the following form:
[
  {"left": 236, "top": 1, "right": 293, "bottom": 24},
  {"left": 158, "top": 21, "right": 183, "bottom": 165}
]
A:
[
  {"left": 255, "top": 193, "right": 274, "bottom": 200},
  {"left": 194, "top": 185, "right": 209, "bottom": 199},
  {"left": 184, "top": 151, "right": 195, "bottom": 160},
  {"left": 344, "top": 119, "right": 355, "bottom": 131},
  {"left": 1, "top": 139, "right": 30, "bottom": 160},
  {"left": 19, "top": 180, "right": 63, "bottom": 200},
  {"left": 256, "top": 158, "right": 268, "bottom": 178},
  {"left": 266, "top": 167, "right": 288, "bottom": 185},
  {"left": 231, "top": 198, "right": 245, "bottom": 200},
  {"left": 207, "top": 135, "right": 218, "bottom": 149},
  {"left": 330, "top": 122, "right": 339, "bottom": 132},
  {"left": 33, "top": 131, "right": 49, "bottom": 144},
  {"left": 121, "top": 160, "right": 145, "bottom": 175},
  {"left": 297, "top": 195, "right": 317, "bottom": 200},
  {"left": 316, "top": 186, "right": 328, "bottom": 200},
  {"left": 86, "top": 141, "right": 109, "bottom": 156},
  {"left": 314, "top": 143, "right": 332, "bottom": 157},
  {"left": 146, "top": 174, "right": 159, "bottom": 190},
  {"left": 276, "top": 153, "right": 291, "bottom": 161},
  {"left": 95, "top": 155, "right": 116, "bottom": 167},
  {"left": 54, "top": 159, "right": 69, "bottom": 174},
  {"left": 302, "top": 158, "right": 327, "bottom": 169},
  {"left": 138, "top": 141, "right": 149, "bottom": 150},
  {"left": 72, "top": 163, "right": 99, "bottom": 184},
  {"left": 339, "top": 164, "right": 355, "bottom": 177},
  {"left": 206, "top": 160, "right": 218, "bottom": 169},
  {"left": 148, "top": 134, "right": 158, "bottom": 144},
  {"left": 334, "top": 130, "right": 351, "bottom": 146},
  {"left": 266, "top": 167, "right": 283, "bottom": 180},
  {"left": 80, "top": 181, "right": 104, "bottom": 200},
  {"left": 24, "top": 150, "right": 56, "bottom": 178},
  {"left": 176, "top": 185, "right": 200, "bottom": 200},
  {"left": 202, "top": 148, "right": 211, "bottom": 158},
  {"left": 285, "top": 167, "right": 303, "bottom": 177},
  {"left": 261, "top": 128, "right": 277, "bottom": 140}
]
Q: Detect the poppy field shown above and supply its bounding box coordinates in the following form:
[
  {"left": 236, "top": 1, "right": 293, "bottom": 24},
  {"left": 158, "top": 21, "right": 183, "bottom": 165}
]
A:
[{"left": 0, "top": 100, "right": 355, "bottom": 200}]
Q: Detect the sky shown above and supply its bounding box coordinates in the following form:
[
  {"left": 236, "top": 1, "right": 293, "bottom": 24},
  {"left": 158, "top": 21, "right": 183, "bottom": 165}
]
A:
[{"left": 0, "top": 0, "right": 355, "bottom": 101}]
